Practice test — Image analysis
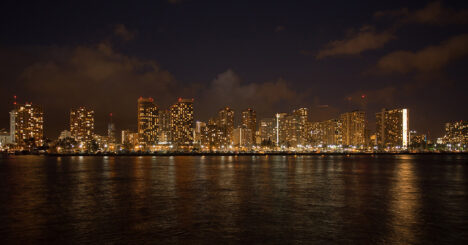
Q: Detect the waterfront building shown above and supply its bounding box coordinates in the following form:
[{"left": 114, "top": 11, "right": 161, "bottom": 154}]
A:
[
  {"left": 194, "top": 121, "right": 206, "bottom": 145},
  {"left": 157, "top": 109, "right": 171, "bottom": 144},
  {"left": 0, "top": 129, "right": 12, "bottom": 148},
  {"left": 201, "top": 118, "right": 226, "bottom": 150},
  {"left": 170, "top": 98, "right": 194, "bottom": 146},
  {"left": 70, "top": 107, "right": 94, "bottom": 145},
  {"left": 260, "top": 118, "right": 276, "bottom": 144},
  {"left": 232, "top": 126, "right": 253, "bottom": 149},
  {"left": 321, "top": 119, "right": 342, "bottom": 146},
  {"left": 217, "top": 107, "right": 235, "bottom": 145},
  {"left": 275, "top": 113, "right": 288, "bottom": 147},
  {"left": 137, "top": 97, "right": 158, "bottom": 146},
  {"left": 12, "top": 102, "right": 44, "bottom": 149},
  {"left": 376, "top": 108, "right": 410, "bottom": 150},
  {"left": 293, "top": 108, "right": 308, "bottom": 146},
  {"left": 442, "top": 121, "right": 467, "bottom": 145},
  {"left": 241, "top": 108, "right": 257, "bottom": 146},
  {"left": 340, "top": 110, "right": 366, "bottom": 147},
  {"left": 121, "top": 130, "right": 139, "bottom": 149},
  {"left": 306, "top": 121, "right": 324, "bottom": 146},
  {"left": 59, "top": 130, "right": 72, "bottom": 140}
]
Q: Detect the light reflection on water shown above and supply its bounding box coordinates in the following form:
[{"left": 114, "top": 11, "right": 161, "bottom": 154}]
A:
[{"left": 0, "top": 155, "right": 467, "bottom": 244}]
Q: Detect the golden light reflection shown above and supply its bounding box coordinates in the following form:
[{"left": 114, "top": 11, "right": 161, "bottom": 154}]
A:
[{"left": 388, "top": 159, "right": 421, "bottom": 243}]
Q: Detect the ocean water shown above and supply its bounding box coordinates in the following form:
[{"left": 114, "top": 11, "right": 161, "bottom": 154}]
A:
[{"left": 0, "top": 155, "right": 467, "bottom": 244}]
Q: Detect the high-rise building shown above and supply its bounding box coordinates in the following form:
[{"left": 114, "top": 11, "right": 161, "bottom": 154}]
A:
[
  {"left": 0, "top": 129, "right": 12, "bottom": 147},
  {"left": 217, "top": 107, "right": 235, "bottom": 145},
  {"left": 293, "top": 108, "right": 308, "bottom": 146},
  {"left": 9, "top": 111, "right": 15, "bottom": 144},
  {"left": 241, "top": 108, "right": 256, "bottom": 145},
  {"left": 108, "top": 113, "right": 116, "bottom": 144},
  {"left": 121, "top": 130, "right": 139, "bottom": 148},
  {"left": 201, "top": 118, "right": 225, "bottom": 150},
  {"left": 275, "top": 113, "right": 288, "bottom": 147},
  {"left": 232, "top": 126, "right": 253, "bottom": 148},
  {"left": 157, "top": 109, "right": 171, "bottom": 144},
  {"left": 70, "top": 107, "right": 94, "bottom": 145},
  {"left": 170, "top": 98, "right": 194, "bottom": 146},
  {"left": 321, "top": 119, "right": 342, "bottom": 146},
  {"left": 194, "top": 121, "right": 206, "bottom": 145},
  {"left": 340, "top": 110, "right": 366, "bottom": 147},
  {"left": 284, "top": 113, "right": 300, "bottom": 147},
  {"left": 306, "top": 121, "right": 324, "bottom": 146},
  {"left": 376, "top": 108, "right": 410, "bottom": 149},
  {"left": 137, "top": 97, "right": 158, "bottom": 145},
  {"left": 260, "top": 118, "right": 276, "bottom": 144},
  {"left": 442, "top": 121, "right": 467, "bottom": 145},
  {"left": 59, "top": 130, "right": 72, "bottom": 140},
  {"left": 13, "top": 103, "right": 44, "bottom": 148}
]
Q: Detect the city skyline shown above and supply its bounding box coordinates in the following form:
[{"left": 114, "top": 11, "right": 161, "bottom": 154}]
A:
[
  {"left": 1, "top": 97, "right": 466, "bottom": 153},
  {"left": 1, "top": 0, "right": 468, "bottom": 139}
]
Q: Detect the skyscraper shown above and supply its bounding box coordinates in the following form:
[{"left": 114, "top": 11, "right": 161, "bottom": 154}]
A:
[
  {"left": 107, "top": 113, "right": 116, "bottom": 144},
  {"left": 170, "top": 98, "right": 194, "bottom": 146},
  {"left": 376, "top": 108, "right": 410, "bottom": 150},
  {"left": 340, "top": 110, "right": 366, "bottom": 147},
  {"left": 137, "top": 97, "right": 158, "bottom": 146},
  {"left": 157, "top": 109, "right": 171, "bottom": 144},
  {"left": 217, "top": 107, "right": 235, "bottom": 145},
  {"left": 13, "top": 102, "right": 44, "bottom": 149},
  {"left": 260, "top": 118, "right": 276, "bottom": 144},
  {"left": 70, "top": 107, "right": 94, "bottom": 145},
  {"left": 241, "top": 108, "right": 256, "bottom": 145},
  {"left": 293, "top": 108, "right": 308, "bottom": 146},
  {"left": 321, "top": 119, "right": 342, "bottom": 146},
  {"left": 232, "top": 126, "right": 253, "bottom": 148},
  {"left": 442, "top": 121, "right": 467, "bottom": 145},
  {"left": 275, "top": 113, "right": 288, "bottom": 147}
]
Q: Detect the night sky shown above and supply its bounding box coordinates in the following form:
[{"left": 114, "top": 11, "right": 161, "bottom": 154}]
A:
[{"left": 1, "top": 0, "right": 467, "bottom": 139}]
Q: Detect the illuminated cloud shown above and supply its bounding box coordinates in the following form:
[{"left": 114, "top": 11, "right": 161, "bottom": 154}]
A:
[
  {"left": 114, "top": 24, "right": 136, "bottom": 41},
  {"left": 376, "top": 34, "right": 468, "bottom": 74},
  {"left": 316, "top": 26, "right": 395, "bottom": 59}
]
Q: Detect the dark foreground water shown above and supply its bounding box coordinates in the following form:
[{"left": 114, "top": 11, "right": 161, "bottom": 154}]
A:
[{"left": 0, "top": 155, "right": 467, "bottom": 244}]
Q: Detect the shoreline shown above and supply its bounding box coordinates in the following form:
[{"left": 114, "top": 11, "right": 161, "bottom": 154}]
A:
[{"left": 3, "top": 152, "right": 467, "bottom": 157}]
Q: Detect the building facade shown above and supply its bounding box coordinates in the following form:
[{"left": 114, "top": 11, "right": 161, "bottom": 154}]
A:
[
  {"left": 241, "top": 108, "right": 256, "bottom": 145},
  {"left": 170, "top": 98, "right": 194, "bottom": 146},
  {"left": 217, "top": 107, "right": 235, "bottom": 145},
  {"left": 12, "top": 103, "right": 44, "bottom": 149},
  {"left": 137, "top": 97, "right": 158, "bottom": 146},
  {"left": 70, "top": 107, "right": 94, "bottom": 145},
  {"left": 442, "top": 121, "right": 467, "bottom": 145},
  {"left": 376, "top": 108, "right": 410, "bottom": 150},
  {"left": 340, "top": 110, "right": 366, "bottom": 147}
]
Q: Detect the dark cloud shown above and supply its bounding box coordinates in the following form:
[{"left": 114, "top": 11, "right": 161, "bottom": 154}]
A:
[
  {"left": 114, "top": 24, "right": 136, "bottom": 41},
  {"left": 168, "top": 0, "right": 182, "bottom": 4},
  {"left": 196, "top": 69, "right": 307, "bottom": 120},
  {"left": 275, "top": 25, "right": 285, "bottom": 32},
  {"left": 12, "top": 42, "right": 179, "bottom": 136},
  {"left": 345, "top": 86, "right": 397, "bottom": 107},
  {"left": 376, "top": 34, "right": 468, "bottom": 74},
  {"left": 375, "top": 1, "right": 468, "bottom": 25},
  {"left": 316, "top": 26, "right": 395, "bottom": 59},
  {"left": 1, "top": 42, "right": 312, "bottom": 137},
  {"left": 317, "top": 2, "right": 468, "bottom": 59}
]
